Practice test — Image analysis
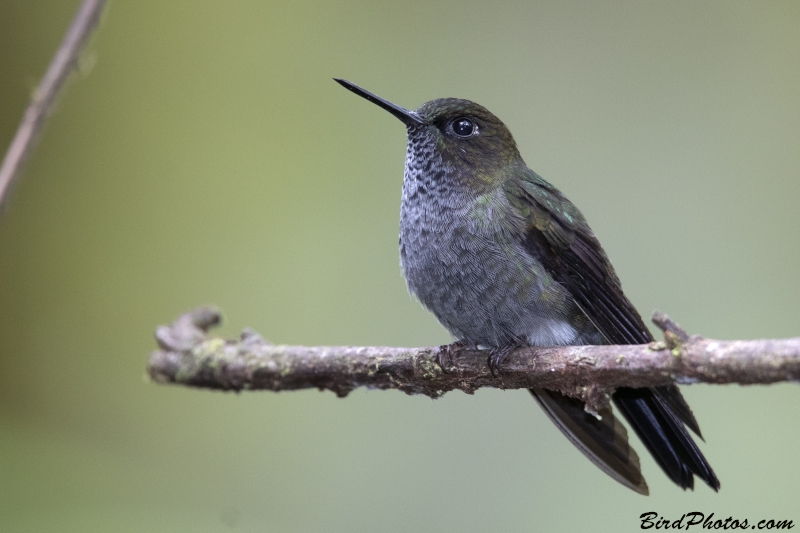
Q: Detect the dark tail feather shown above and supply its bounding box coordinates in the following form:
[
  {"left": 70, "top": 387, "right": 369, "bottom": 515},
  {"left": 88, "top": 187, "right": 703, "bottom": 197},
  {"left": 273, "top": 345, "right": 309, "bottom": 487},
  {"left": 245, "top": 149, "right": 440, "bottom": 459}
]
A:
[
  {"left": 613, "top": 387, "right": 720, "bottom": 491},
  {"left": 530, "top": 388, "right": 649, "bottom": 495},
  {"left": 652, "top": 385, "right": 703, "bottom": 439}
]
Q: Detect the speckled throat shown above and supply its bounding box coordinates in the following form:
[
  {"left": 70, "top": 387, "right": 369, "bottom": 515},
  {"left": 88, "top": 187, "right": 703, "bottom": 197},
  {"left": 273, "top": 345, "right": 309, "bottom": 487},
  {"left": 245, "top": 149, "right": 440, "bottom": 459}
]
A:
[{"left": 398, "top": 125, "right": 588, "bottom": 348}]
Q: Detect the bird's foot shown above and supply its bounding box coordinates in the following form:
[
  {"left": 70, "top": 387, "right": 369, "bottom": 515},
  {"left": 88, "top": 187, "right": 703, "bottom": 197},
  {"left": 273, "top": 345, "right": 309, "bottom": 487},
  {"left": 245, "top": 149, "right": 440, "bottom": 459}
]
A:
[
  {"left": 488, "top": 342, "right": 522, "bottom": 377},
  {"left": 436, "top": 341, "right": 466, "bottom": 373}
]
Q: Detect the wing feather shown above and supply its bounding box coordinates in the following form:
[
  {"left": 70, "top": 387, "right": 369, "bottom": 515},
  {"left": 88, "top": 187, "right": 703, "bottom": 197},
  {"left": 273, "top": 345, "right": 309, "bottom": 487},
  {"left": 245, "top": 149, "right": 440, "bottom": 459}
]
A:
[{"left": 505, "top": 170, "right": 718, "bottom": 491}]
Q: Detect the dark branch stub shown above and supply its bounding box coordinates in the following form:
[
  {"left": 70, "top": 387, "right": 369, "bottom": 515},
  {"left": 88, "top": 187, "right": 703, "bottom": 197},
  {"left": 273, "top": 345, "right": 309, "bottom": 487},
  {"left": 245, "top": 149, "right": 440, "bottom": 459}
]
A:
[{"left": 651, "top": 310, "right": 691, "bottom": 348}]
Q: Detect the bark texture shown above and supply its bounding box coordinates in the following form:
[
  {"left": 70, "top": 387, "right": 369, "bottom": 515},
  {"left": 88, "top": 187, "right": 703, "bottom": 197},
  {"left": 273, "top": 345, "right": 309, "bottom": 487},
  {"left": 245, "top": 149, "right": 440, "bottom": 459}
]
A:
[{"left": 147, "top": 307, "right": 800, "bottom": 412}]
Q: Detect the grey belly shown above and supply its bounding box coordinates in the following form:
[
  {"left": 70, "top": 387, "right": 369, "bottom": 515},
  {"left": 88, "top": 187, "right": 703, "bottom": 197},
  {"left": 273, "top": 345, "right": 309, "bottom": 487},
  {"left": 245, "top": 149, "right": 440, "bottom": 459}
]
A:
[{"left": 400, "top": 229, "right": 581, "bottom": 348}]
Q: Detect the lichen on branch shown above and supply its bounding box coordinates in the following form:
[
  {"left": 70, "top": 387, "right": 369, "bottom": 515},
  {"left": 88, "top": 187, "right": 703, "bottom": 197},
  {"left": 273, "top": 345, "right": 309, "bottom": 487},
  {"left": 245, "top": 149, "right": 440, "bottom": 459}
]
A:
[{"left": 147, "top": 307, "right": 800, "bottom": 412}]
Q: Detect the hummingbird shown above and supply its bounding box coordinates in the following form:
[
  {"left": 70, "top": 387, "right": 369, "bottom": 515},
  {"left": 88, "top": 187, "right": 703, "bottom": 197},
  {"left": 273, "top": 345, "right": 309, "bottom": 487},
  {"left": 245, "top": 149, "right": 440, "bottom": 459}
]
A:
[{"left": 334, "top": 78, "right": 719, "bottom": 495}]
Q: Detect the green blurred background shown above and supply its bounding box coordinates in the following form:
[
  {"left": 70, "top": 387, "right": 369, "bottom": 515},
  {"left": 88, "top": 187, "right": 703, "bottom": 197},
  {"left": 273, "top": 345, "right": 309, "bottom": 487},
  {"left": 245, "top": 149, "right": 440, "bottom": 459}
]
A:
[{"left": 1, "top": 1, "right": 799, "bottom": 531}]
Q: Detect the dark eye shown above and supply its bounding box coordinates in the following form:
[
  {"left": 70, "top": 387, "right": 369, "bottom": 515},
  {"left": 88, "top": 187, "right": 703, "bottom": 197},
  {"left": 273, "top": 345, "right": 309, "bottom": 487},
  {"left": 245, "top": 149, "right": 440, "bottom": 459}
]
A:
[{"left": 452, "top": 118, "right": 476, "bottom": 138}]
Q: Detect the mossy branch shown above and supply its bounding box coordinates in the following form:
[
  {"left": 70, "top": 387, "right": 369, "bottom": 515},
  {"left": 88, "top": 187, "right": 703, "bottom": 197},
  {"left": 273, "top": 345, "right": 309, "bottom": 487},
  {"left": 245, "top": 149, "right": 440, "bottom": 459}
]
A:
[{"left": 147, "top": 307, "right": 800, "bottom": 412}]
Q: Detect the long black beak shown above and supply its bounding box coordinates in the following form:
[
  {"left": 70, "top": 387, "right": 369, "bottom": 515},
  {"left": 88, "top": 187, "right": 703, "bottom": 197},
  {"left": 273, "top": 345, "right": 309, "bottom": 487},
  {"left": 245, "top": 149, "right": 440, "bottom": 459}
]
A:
[{"left": 334, "top": 79, "right": 425, "bottom": 127}]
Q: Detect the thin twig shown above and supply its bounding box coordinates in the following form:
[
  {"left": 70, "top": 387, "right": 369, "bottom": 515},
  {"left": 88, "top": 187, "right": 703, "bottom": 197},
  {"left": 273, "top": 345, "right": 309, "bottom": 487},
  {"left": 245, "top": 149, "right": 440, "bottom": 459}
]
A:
[
  {"left": 0, "top": 0, "right": 108, "bottom": 211},
  {"left": 147, "top": 307, "right": 800, "bottom": 412}
]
